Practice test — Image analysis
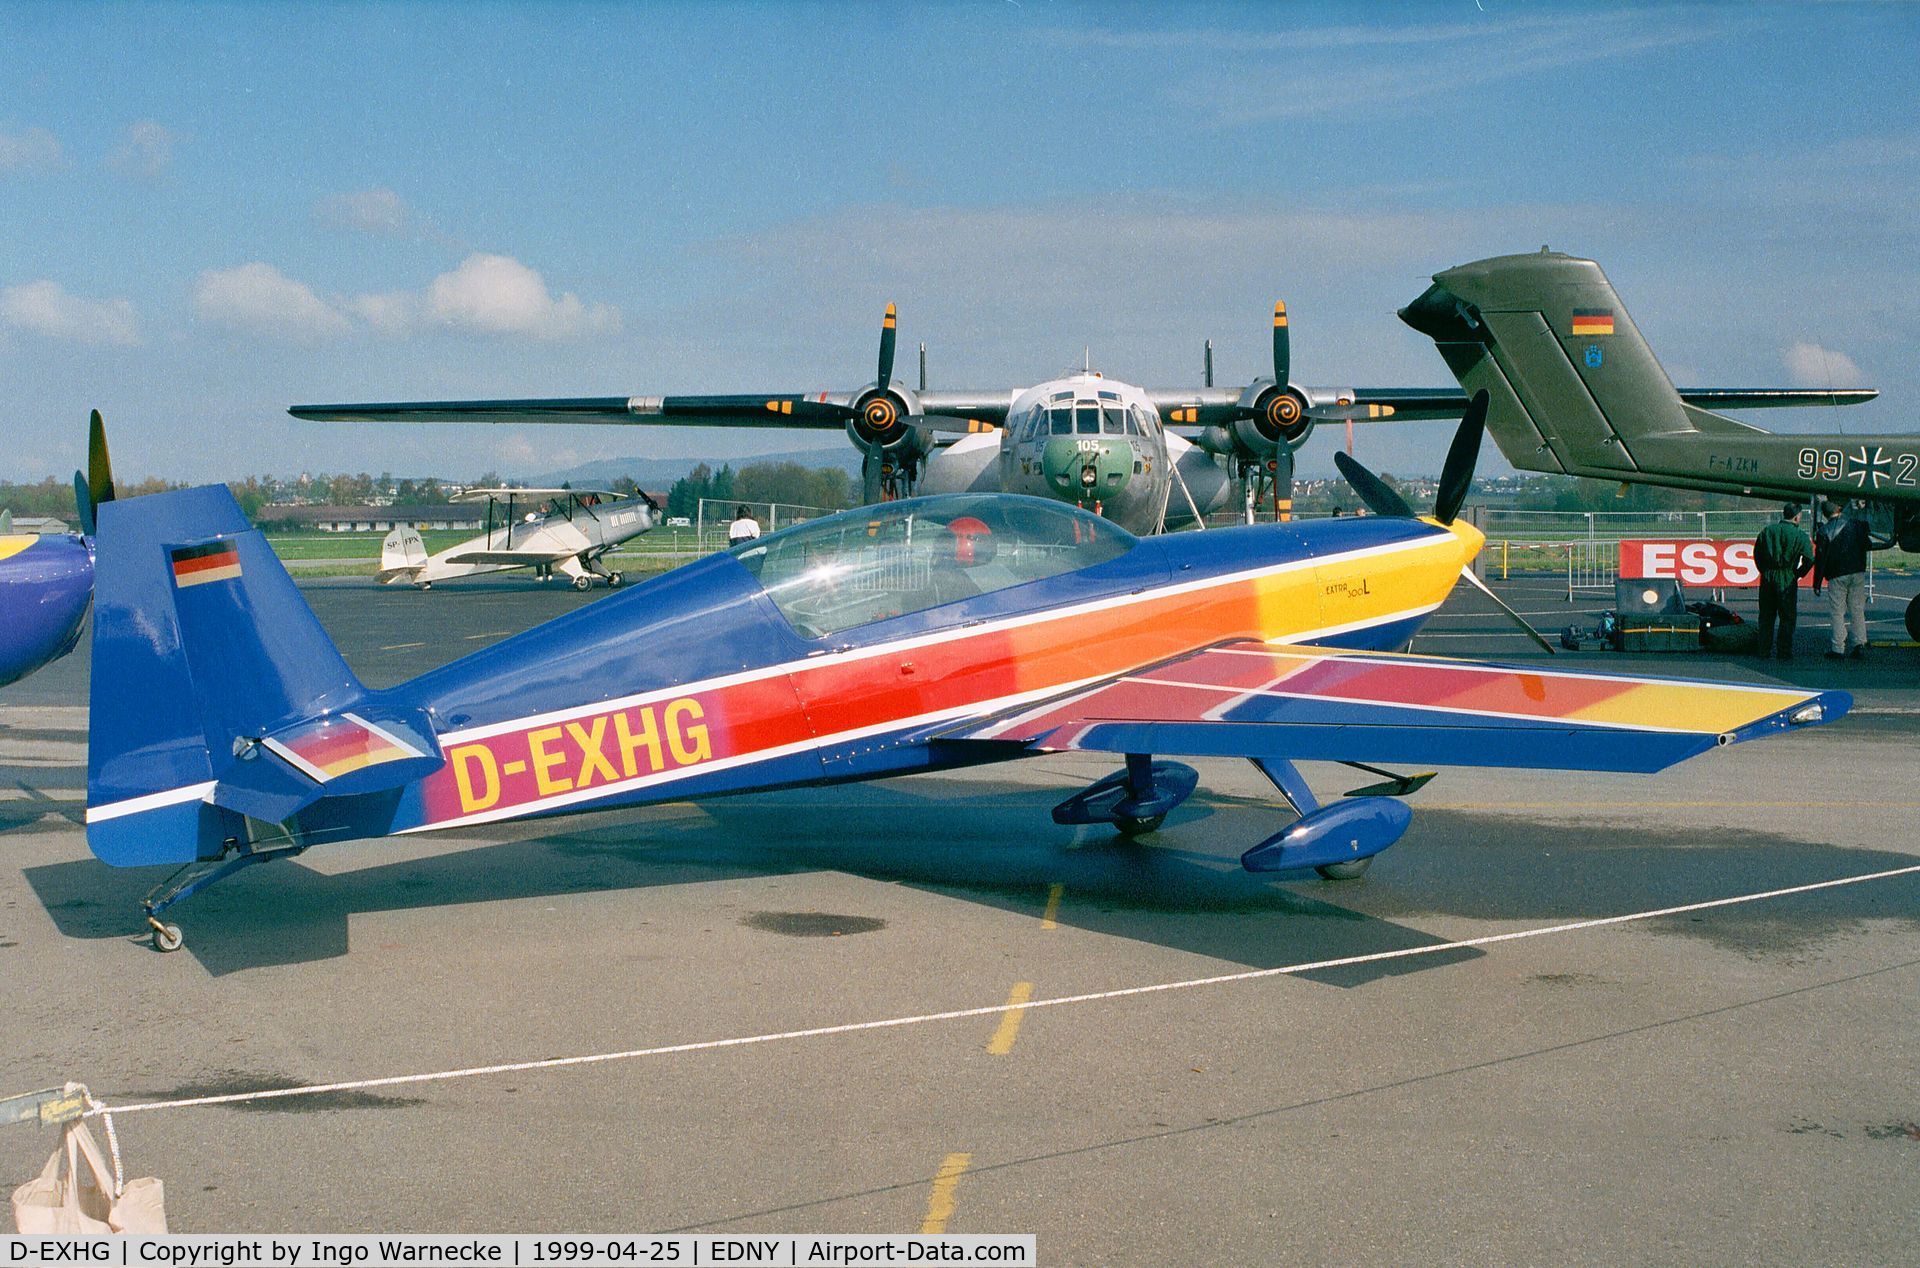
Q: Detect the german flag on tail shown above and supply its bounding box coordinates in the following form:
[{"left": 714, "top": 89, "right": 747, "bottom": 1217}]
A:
[
  {"left": 170, "top": 539, "right": 242, "bottom": 588},
  {"left": 1571, "top": 308, "right": 1615, "bottom": 337}
]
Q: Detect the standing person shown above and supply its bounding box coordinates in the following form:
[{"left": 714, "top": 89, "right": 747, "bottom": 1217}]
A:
[
  {"left": 727, "top": 505, "right": 761, "bottom": 545},
  {"left": 1753, "top": 503, "right": 1814, "bottom": 660},
  {"left": 1812, "top": 499, "right": 1886, "bottom": 659}
]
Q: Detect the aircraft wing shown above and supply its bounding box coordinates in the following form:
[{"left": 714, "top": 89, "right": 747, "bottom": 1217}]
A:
[
  {"left": 949, "top": 642, "right": 1846, "bottom": 774},
  {"left": 442, "top": 549, "right": 580, "bottom": 566},
  {"left": 290, "top": 389, "right": 1015, "bottom": 428},
  {"left": 1146, "top": 387, "right": 1875, "bottom": 431}
]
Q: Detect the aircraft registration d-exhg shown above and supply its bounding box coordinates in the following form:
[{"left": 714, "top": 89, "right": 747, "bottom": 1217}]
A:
[
  {"left": 85, "top": 403, "right": 1847, "bottom": 953},
  {"left": 292, "top": 299, "right": 1863, "bottom": 535}
]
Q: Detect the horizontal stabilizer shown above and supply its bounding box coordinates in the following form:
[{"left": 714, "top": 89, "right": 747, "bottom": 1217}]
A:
[{"left": 216, "top": 707, "right": 443, "bottom": 822}]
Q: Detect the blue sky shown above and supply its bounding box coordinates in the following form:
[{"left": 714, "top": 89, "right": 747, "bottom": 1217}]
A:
[{"left": 2, "top": 1, "right": 1917, "bottom": 484}]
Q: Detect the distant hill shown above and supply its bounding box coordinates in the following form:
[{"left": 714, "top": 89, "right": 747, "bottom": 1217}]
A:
[{"left": 536, "top": 448, "right": 862, "bottom": 488}]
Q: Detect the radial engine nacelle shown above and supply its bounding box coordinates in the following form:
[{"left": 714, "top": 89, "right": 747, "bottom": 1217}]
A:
[{"left": 845, "top": 383, "right": 935, "bottom": 462}]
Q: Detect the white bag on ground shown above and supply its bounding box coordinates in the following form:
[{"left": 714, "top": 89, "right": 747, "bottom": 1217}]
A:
[{"left": 11, "top": 1109, "right": 166, "bottom": 1234}]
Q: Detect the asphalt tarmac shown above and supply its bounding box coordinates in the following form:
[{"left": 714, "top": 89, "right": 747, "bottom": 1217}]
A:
[{"left": 2, "top": 571, "right": 1916, "bottom": 1261}]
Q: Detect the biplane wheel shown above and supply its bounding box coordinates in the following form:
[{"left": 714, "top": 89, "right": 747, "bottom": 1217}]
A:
[
  {"left": 572, "top": 574, "right": 593, "bottom": 592},
  {"left": 606, "top": 572, "right": 623, "bottom": 588},
  {"left": 1906, "top": 594, "right": 1919, "bottom": 643},
  {"left": 152, "top": 923, "right": 184, "bottom": 953},
  {"left": 1115, "top": 814, "right": 1164, "bottom": 837},
  {"left": 1315, "top": 859, "right": 1372, "bottom": 881},
  {"left": 418, "top": 582, "right": 432, "bottom": 591}
]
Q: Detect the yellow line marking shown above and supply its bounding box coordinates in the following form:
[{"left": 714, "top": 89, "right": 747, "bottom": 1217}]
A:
[
  {"left": 986, "top": 982, "right": 1033, "bottom": 1055},
  {"left": 919, "top": 1152, "right": 972, "bottom": 1234},
  {"left": 1041, "top": 883, "right": 1064, "bottom": 930}
]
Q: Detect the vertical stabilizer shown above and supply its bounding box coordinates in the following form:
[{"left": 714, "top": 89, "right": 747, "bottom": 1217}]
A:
[
  {"left": 1399, "top": 251, "right": 1704, "bottom": 477},
  {"left": 87, "top": 486, "right": 365, "bottom": 864}
]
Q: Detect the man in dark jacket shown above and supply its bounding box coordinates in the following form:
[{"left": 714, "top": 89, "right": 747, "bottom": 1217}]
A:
[
  {"left": 1813, "top": 499, "right": 1889, "bottom": 659},
  {"left": 1753, "top": 504, "right": 1814, "bottom": 660}
]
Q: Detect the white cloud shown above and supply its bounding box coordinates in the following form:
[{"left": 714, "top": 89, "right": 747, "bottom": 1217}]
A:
[
  {"left": 0, "top": 125, "right": 61, "bottom": 174},
  {"left": 1783, "top": 341, "right": 1865, "bottom": 386},
  {"left": 194, "top": 262, "right": 351, "bottom": 340},
  {"left": 0, "top": 280, "right": 140, "bottom": 345},
  {"left": 109, "top": 120, "right": 180, "bottom": 178},
  {"left": 314, "top": 188, "right": 412, "bottom": 236},
  {"left": 348, "top": 289, "right": 422, "bottom": 336},
  {"left": 191, "top": 254, "right": 619, "bottom": 342},
  {"left": 425, "top": 253, "right": 620, "bottom": 339}
]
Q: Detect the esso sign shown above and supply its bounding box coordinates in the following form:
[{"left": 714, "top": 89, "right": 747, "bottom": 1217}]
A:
[{"left": 1620, "top": 539, "right": 1811, "bottom": 589}]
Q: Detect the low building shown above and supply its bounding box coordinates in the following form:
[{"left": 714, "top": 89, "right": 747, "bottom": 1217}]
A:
[{"left": 265, "top": 504, "right": 487, "bottom": 533}]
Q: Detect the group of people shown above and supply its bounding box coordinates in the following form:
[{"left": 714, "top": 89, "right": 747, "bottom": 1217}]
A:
[{"left": 1751, "top": 500, "right": 1889, "bottom": 660}]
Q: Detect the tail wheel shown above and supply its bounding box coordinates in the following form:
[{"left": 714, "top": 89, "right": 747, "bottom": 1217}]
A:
[{"left": 1316, "top": 859, "right": 1372, "bottom": 880}]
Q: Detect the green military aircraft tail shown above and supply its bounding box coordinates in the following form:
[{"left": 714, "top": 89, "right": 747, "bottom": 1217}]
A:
[{"left": 1400, "top": 250, "right": 1920, "bottom": 637}]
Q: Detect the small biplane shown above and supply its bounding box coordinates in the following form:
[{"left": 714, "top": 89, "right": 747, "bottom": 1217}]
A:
[
  {"left": 378, "top": 486, "right": 659, "bottom": 590},
  {"left": 84, "top": 399, "right": 1847, "bottom": 951}
]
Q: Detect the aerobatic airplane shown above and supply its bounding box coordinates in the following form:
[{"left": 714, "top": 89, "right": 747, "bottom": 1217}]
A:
[
  {"left": 0, "top": 411, "right": 115, "bottom": 689},
  {"left": 1399, "top": 249, "right": 1910, "bottom": 635},
  {"left": 293, "top": 302, "right": 1862, "bottom": 534},
  {"left": 378, "top": 486, "right": 659, "bottom": 590},
  {"left": 85, "top": 397, "right": 1848, "bottom": 952}
]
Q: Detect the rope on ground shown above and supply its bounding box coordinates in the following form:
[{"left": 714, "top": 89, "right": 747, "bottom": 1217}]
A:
[{"left": 87, "top": 861, "right": 1920, "bottom": 1118}]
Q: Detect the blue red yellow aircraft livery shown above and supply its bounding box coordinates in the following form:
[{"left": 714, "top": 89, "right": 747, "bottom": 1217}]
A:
[{"left": 84, "top": 403, "right": 1847, "bottom": 951}]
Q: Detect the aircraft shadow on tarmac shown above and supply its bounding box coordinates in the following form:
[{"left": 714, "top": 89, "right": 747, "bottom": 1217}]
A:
[{"left": 21, "top": 772, "right": 1920, "bottom": 980}]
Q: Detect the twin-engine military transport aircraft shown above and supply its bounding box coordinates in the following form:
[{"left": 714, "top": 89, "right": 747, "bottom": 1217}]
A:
[
  {"left": 1401, "top": 250, "right": 1912, "bottom": 632},
  {"left": 293, "top": 301, "right": 1864, "bottom": 535},
  {"left": 85, "top": 399, "right": 1847, "bottom": 952},
  {"left": 378, "top": 486, "right": 659, "bottom": 590}
]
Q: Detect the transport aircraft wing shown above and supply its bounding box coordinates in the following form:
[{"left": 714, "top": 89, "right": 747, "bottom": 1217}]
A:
[{"left": 952, "top": 641, "right": 1846, "bottom": 774}]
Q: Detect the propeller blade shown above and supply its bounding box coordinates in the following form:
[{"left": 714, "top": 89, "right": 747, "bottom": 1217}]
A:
[
  {"left": 1308, "top": 402, "right": 1397, "bottom": 421},
  {"left": 1458, "top": 566, "right": 1557, "bottom": 655},
  {"left": 0, "top": 508, "right": 12, "bottom": 535},
  {"left": 1333, "top": 450, "right": 1414, "bottom": 519},
  {"left": 909, "top": 413, "right": 997, "bottom": 435},
  {"left": 861, "top": 442, "right": 884, "bottom": 505},
  {"left": 1432, "top": 389, "right": 1489, "bottom": 526},
  {"left": 1272, "top": 301, "right": 1289, "bottom": 388},
  {"left": 73, "top": 472, "right": 95, "bottom": 537},
  {"left": 1272, "top": 447, "right": 1295, "bottom": 522},
  {"left": 88, "top": 409, "right": 116, "bottom": 509},
  {"left": 877, "top": 303, "right": 897, "bottom": 392}
]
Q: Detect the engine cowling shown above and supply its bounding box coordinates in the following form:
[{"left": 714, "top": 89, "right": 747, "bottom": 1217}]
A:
[
  {"left": 1195, "top": 383, "right": 1314, "bottom": 462},
  {"left": 845, "top": 385, "right": 932, "bottom": 462}
]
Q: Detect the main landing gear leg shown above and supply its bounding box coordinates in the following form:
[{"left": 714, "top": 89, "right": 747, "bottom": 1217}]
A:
[
  {"left": 1051, "top": 754, "right": 1200, "bottom": 836},
  {"left": 141, "top": 843, "right": 302, "bottom": 952},
  {"left": 1242, "top": 758, "right": 1415, "bottom": 880}
]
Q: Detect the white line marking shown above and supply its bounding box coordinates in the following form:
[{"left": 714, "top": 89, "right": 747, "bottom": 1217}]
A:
[{"left": 88, "top": 861, "right": 1920, "bottom": 1118}]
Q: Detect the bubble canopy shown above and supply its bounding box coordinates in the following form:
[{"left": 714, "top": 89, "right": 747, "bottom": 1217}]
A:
[{"left": 732, "top": 494, "right": 1138, "bottom": 639}]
